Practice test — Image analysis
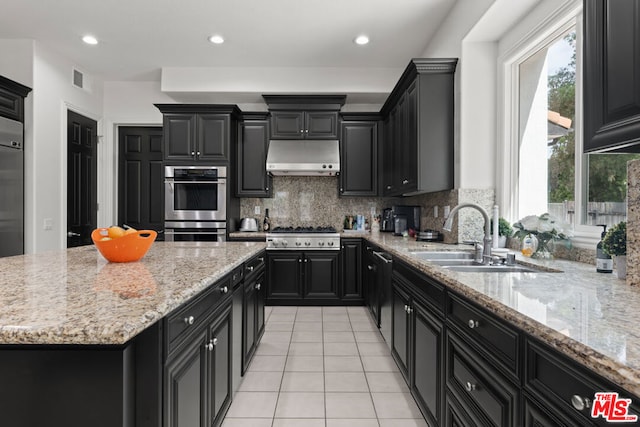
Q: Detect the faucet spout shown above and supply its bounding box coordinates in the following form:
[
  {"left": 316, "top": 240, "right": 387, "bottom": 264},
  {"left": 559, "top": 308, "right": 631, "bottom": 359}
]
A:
[{"left": 443, "top": 203, "right": 493, "bottom": 264}]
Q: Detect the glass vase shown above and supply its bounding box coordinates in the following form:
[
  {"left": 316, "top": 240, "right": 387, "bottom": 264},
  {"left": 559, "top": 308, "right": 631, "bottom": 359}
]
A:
[{"left": 533, "top": 236, "right": 554, "bottom": 259}]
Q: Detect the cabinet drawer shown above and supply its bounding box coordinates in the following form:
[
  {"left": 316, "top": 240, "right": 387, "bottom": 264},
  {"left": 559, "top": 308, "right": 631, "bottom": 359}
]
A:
[
  {"left": 393, "top": 259, "right": 445, "bottom": 314},
  {"left": 446, "top": 331, "right": 520, "bottom": 427},
  {"left": 166, "top": 276, "right": 232, "bottom": 356},
  {"left": 447, "top": 293, "right": 519, "bottom": 377},
  {"left": 525, "top": 339, "right": 640, "bottom": 426},
  {"left": 245, "top": 252, "right": 265, "bottom": 280}
]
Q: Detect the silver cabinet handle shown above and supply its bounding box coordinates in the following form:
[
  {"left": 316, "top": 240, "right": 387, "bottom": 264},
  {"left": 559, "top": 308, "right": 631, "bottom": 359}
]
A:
[
  {"left": 255, "top": 283, "right": 261, "bottom": 290},
  {"left": 368, "top": 265, "right": 374, "bottom": 270},
  {"left": 196, "top": 151, "right": 201, "bottom": 156},
  {"left": 468, "top": 319, "right": 479, "bottom": 329},
  {"left": 220, "top": 286, "right": 228, "bottom": 294},
  {"left": 465, "top": 382, "right": 477, "bottom": 392},
  {"left": 247, "top": 265, "right": 254, "bottom": 272},
  {"left": 403, "top": 179, "right": 409, "bottom": 185},
  {"left": 571, "top": 395, "right": 591, "bottom": 411},
  {"left": 386, "top": 185, "right": 392, "bottom": 190},
  {"left": 258, "top": 257, "right": 264, "bottom": 263},
  {"left": 212, "top": 337, "right": 218, "bottom": 346},
  {"left": 184, "top": 316, "right": 195, "bottom": 325},
  {"left": 205, "top": 340, "right": 214, "bottom": 351},
  {"left": 67, "top": 231, "right": 81, "bottom": 237},
  {"left": 407, "top": 306, "right": 413, "bottom": 314},
  {"left": 304, "top": 259, "right": 308, "bottom": 263},
  {"left": 266, "top": 187, "right": 269, "bottom": 191},
  {"left": 191, "top": 151, "right": 195, "bottom": 156}
]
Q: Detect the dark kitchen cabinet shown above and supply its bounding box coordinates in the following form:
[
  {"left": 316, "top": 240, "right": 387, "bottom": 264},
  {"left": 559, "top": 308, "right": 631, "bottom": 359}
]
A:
[
  {"left": 339, "top": 115, "right": 379, "bottom": 196},
  {"left": 263, "top": 95, "right": 345, "bottom": 140},
  {"left": 0, "top": 75, "right": 31, "bottom": 122},
  {"left": 236, "top": 113, "right": 271, "bottom": 197},
  {"left": 164, "top": 273, "right": 233, "bottom": 427},
  {"left": 164, "top": 300, "right": 232, "bottom": 427},
  {"left": 380, "top": 58, "right": 457, "bottom": 195},
  {"left": 524, "top": 338, "right": 640, "bottom": 426},
  {"left": 155, "top": 104, "right": 241, "bottom": 163},
  {"left": 445, "top": 330, "right": 519, "bottom": 427},
  {"left": 270, "top": 111, "right": 339, "bottom": 139},
  {"left": 242, "top": 253, "right": 265, "bottom": 374},
  {"left": 266, "top": 250, "right": 340, "bottom": 304},
  {"left": 341, "top": 238, "right": 363, "bottom": 302},
  {"left": 391, "top": 264, "right": 445, "bottom": 427},
  {"left": 584, "top": 0, "right": 640, "bottom": 152}
]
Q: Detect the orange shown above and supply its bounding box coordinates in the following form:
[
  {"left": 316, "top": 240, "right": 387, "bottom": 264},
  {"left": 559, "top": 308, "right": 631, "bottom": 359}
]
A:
[{"left": 107, "top": 225, "right": 126, "bottom": 239}]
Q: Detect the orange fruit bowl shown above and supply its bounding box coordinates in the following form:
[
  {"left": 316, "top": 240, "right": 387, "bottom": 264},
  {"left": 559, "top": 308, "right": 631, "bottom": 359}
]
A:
[{"left": 91, "top": 228, "right": 157, "bottom": 263}]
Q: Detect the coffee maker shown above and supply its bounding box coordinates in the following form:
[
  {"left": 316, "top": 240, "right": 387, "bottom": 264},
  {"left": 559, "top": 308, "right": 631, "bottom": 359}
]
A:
[
  {"left": 381, "top": 206, "right": 421, "bottom": 234},
  {"left": 381, "top": 208, "right": 395, "bottom": 232}
]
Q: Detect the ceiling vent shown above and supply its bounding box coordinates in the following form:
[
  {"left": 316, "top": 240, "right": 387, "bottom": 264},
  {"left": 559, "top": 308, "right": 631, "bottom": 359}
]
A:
[{"left": 72, "top": 68, "right": 84, "bottom": 89}]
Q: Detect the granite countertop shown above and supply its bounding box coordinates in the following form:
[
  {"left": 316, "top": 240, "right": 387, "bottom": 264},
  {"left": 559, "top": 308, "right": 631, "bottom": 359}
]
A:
[
  {"left": 364, "top": 232, "right": 640, "bottom": 398},
  {"left": 0, "top": 241, "right": 266, "bottom": 346}
]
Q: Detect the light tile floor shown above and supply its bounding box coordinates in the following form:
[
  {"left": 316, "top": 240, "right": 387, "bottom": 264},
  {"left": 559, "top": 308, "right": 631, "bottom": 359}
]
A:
[{"left": 222, "top": 306, "right": 428, "bottom": 427}]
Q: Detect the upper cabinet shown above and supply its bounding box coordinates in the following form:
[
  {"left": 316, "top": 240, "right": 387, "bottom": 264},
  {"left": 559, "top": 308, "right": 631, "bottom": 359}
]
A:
[
  {"left": 155, "top": 104, "right": 241, "bottom": 163},
  {"left": 263, "top": 95, "right": 345, "bottom": 140},
  {"left": 584, "top": 0, "right": 640, "bottom": 152},
  {"left": 236, "top": 112, "right": 272, "bottom": 197},
  {"left": 339, "top": 113, "right": 380, "bottom": 197},
  {"left": 0, "top": 75, "right": 31, "bottom": 122},
  {"left": 380, "top": 59, "right": 458, "bottom": 196}
]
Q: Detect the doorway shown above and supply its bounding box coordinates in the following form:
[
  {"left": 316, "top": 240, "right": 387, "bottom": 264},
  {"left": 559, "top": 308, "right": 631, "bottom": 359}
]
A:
[
  {"left": 117, "top": 126, "right": 164, "bottom": 234},
  {"left": 66, "top": 110, "right": 97, "bottom": 248}
]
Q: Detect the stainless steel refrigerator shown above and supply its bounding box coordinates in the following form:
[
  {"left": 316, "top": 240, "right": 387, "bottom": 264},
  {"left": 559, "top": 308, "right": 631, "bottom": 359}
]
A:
[{"left": 0, "top": 116, "right": 24, "bottom": 257}]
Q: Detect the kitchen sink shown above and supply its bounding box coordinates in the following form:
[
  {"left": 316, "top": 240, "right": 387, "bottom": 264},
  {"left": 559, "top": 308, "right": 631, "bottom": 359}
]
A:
[
  {"left": 442, "top": 264, "right": 538, "bottom": 273},
  {"left": 409, "top": 251, "right": 475, "bottom": 261}
]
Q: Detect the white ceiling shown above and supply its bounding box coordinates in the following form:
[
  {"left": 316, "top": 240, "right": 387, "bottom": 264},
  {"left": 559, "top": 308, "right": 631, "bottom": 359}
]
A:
[{"left": 0, "top": 0, "right": 457, "bottom": 82}]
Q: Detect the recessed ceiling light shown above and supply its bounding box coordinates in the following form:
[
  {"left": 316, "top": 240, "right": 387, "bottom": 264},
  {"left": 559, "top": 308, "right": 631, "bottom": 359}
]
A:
[
  {"left": 82, "top": 35, "right": 98, "bottom": 45},
  {"left": 354, "top": 35, "right": 370, "bottom": 45},
  {"left": 208, "top": 35, "right": 225, "bottom": 44}
]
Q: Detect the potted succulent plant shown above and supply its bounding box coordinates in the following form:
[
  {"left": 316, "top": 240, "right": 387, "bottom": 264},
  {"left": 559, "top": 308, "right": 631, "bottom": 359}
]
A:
[
  {"left": 602, "top": 221, "right": 627, "bottom": 279},
  {"left": 491, "top": 217, "right": 513, "bottom": 247}
]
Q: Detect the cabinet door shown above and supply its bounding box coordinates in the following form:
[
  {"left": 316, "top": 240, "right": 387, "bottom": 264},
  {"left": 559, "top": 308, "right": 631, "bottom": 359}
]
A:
[
  {"left": 364, "top": 250, "right": 379, "bottom": 326},
  {"left": 341, "top": 239, "right": 363, "bottom": 301},
  {"left": 164, "top": 328, "right": 206, "bottom": 427},
  {"left": 391, "top": 280, "right": 411, "bottom": 382},
  {"left": 393, "top": 96, "right": 406, "bottom": 192},
  {"left": 237, "top": 120, "right": 271, "bottom": 197},
  {"left": 255, "top": 270, "right": 266, "bottom": 341},
  {"left": 304, "top": 252, "right": 340, "bottom": 300},
  {"left": 206, "top": 305, "right": 232, "bottom": 427},
  {"left": 242, "top": 277, "right": 257, "bottom": 373},
  {"left": 382, "top": 112, "right": 398, "bottom": 196},
  {"left": 197, "top": 114, "right": 228, "bottom": 161},
  {"left": 400, "top": 82, "right": 418, "bottom": 192},
  {"left": 271, "top": 111, "right": 305, "bottom": 139},
  {"left": 266, "top": 252, "right": 303, "bottom": 300},
  {"left": 584, "top": 0, "right": 640, "bottom": 152},
  {"left": 306, "top": 111, "right": 338, "bottom": 139},
  {"left": 340, "top": 121, "right": 378, "bottom": 196},
  {"left": 164, "top": 114, "right": 196, "bottom": 161},
  {"left": 412, "top": 299, "right": 444, "bottom": 427}
]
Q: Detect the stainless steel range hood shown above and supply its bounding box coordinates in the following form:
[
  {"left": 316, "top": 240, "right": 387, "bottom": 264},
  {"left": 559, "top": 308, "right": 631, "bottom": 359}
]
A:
[{"left": 266, "top": 139, "right": 340, "bottom": 176}]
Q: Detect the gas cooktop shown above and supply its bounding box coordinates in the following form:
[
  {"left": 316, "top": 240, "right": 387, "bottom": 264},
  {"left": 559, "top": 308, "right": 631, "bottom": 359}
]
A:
[{"left": 270, "top": 226, "right": 337, "bottom": 234}]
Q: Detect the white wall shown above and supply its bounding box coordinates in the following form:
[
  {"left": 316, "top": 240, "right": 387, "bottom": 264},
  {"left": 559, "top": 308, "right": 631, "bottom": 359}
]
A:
[{"left": 100, "top": 81, "right": 175, "bottom": 227}]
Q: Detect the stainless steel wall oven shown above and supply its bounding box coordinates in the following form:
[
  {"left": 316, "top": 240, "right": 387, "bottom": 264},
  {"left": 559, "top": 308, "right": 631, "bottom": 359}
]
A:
[{"left": 164, "top": 165, "right": 227, "bottom": 241}]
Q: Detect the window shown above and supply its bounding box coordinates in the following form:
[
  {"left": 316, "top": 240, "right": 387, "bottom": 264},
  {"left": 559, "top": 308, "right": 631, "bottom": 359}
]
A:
[{"left": 500, "top": 3, "right": 638, "bottom": 247}]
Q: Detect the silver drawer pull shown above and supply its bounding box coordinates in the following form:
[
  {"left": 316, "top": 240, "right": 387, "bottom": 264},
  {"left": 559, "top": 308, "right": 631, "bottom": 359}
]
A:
[
  {"left": 571, "top": 395, "right": 591, "bottom": 411},
  {"left": 468, "top": 319, "right": 479, "bottom": 329},
  {"left": 403, "top": 179, "right": 409, "bottom": 185},
  {"left": 205, "top": 340, "right": 214, "bottom": 351},
  {"left": 220, "top": 286, "right": 229, "bottom": 294},
  {"left": 368, "top": 265, "right": 374, "bottom": 270},
  {"left": 258, "top": 257, "right": 264, "bottom": 263},
  {"left": 256, "top": 283, "right": 261, "bottom": 290},
  {"left": 212, "top": 337, "right": 218, "bottom": 346},
  {"left": 465, "top": 381, "right": 477, "bottom": 392},
  {"left": 184, "top": 316, "right": 195, "bottom": 325},
  {"left": 247, "top": 265, "right": 254, "bottom": 272}
]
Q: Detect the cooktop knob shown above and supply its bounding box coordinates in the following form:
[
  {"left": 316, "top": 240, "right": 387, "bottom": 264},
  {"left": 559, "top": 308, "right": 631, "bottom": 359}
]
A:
[
  {"left": 296, "top": 241, "right": 301, "bottom": 246},
  {"left": 328, "top": 241, "right": 335, "bottom": 247},
  {"left": 318, "top": 241, "right": 325, "bottom": 246},
  {"left": 282, "top": 241, "right": 288, "bottom": 247},
  {"left": 305, "top": 241, "right": 311, "bottom": 246}
]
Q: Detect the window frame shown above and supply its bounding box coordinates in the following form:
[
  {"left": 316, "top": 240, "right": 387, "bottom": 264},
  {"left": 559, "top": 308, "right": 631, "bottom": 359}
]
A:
[{"left": 497, "top": 0, "right": 600, "bottom": 249}]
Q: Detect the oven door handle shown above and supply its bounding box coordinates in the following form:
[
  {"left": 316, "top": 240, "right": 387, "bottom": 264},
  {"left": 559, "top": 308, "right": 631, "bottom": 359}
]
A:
[
  {"left": 164, "top": 180, "right": 227, "bottom": 185},
  {"left": 165, "top": 230, "right": 226, "bottom": 235}
]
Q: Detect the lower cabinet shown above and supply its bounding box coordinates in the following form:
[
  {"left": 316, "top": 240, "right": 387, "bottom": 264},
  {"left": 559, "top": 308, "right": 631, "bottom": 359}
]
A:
[
  {"left": 391, "top": 267, "right": 444, "bottom": 426},
  {"left": 341, "top": 238, "right": 363, "bottom": 302},
  {"left": 243, "top": 264, "right": 265, "bottom": 374},
  {"left": 164, "top": 301, "right": 232, "bottom": 427},
  {"left": 266, "top": 250, "right": 340, "bottom": 304}
]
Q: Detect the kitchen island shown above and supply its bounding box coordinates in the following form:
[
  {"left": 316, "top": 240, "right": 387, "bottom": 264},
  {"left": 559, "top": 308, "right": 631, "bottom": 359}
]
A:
[{"left": 0, "top": 241, "right": 266, "bottom": 427}]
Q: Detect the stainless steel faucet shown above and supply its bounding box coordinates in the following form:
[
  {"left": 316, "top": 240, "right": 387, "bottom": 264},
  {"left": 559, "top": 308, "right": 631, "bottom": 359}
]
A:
[{"left": 443, "top": 203, "right": 492, "bottom": 265}]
